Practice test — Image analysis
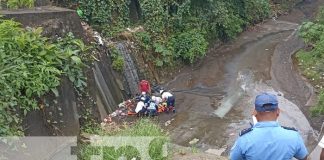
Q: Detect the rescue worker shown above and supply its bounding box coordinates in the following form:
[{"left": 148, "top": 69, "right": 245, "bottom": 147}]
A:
[
  {"left": 151, "top": 96, "right": 162, "bottom": 105},
  {"left": 230, "top": 92, "right": 308, "bottom": 160},
  {"left": 141, "top": 92, "right": 151, "bottom": 108},
  {"left": 319, "top": 135, "right": 324, "bottom": 160},
  {"left": 160, "top": 89, "right": 175, "bottom": 113},
  {"left": 147, "top": 100, "right": 158, "bottom": 117},
  {"left": 135, "top": 97, "right": 146, "bottom": 117},
  {"left": 139, "top": 80, "right": 151, "bottom": 94}
]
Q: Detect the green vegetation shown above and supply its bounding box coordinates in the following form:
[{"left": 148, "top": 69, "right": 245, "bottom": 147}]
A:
[
  {"left": 77, "top": 0, "right": 130, "bottom": 37},
  {"left": 80, "top": 118, "right": 166, "bottom": 137},
  {"left": 79, "top": 119, "right": 169, "bottom": 160},
  {"left": 297, "top": 7, "right": 324, "bottom": 116},
  {"left": 112, "top": 56, "right": 125, "bottom": 72},
  {"left": 109, "top": 45, "right": 125, "bottom": 72},
  {"left": 4, "top": 0, "right": 35, "bottom": 9},
  {"left": 80, "top": 107, "right": 106, "bottom": 135},
  {"left": 0, "top": 19, "right": 88, "bottom": 135},
  {"left": 77, "top": 0, "right": 271, "bottom": 67},
  {"left": 170, "top": 29, "right": 208, "bottom": 64}
]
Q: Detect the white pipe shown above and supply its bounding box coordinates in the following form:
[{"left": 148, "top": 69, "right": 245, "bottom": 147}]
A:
[{"left": 252, "top": 115, "right": 258, "bottom": 125}]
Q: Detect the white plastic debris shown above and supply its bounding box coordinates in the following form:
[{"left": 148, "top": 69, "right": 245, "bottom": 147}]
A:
[
  {"left": 189, "top": 138, "right": 199, "bottom": 145},
  {"left": 93, "top": 31, "right": 103, "bottom": 45}
]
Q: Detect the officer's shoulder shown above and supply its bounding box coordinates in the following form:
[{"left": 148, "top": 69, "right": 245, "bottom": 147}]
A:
[
  {"left": 281, "top": 126, "right": 298, "bottom": 132},
  {"left": 239, "top": 127, "right": 253, "bottom": 136}
]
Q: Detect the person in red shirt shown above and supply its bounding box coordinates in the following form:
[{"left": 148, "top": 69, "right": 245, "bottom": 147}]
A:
[{"left": 139, "top": 80, "right": 151, "bottom": 94}]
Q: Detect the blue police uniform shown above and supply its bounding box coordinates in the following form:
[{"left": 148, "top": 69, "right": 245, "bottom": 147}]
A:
[{"left": 230, "top": 121, "right": 308, "bottom": 160}]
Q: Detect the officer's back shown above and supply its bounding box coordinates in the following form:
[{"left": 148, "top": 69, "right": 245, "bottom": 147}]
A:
[{"left": 230, "top": 93, "right": 308, "bottom": 160}]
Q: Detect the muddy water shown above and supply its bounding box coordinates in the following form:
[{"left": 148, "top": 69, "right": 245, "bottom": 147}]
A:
[{"left": 162, "top": 1, "right": 323, "bottom": 156}]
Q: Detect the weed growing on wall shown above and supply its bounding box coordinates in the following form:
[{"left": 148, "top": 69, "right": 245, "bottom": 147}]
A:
[{"left": 108, "top": 44, "right": 125, "bottom": 72}]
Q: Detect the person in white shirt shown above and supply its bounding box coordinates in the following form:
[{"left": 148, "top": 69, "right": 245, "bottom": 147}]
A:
[
  {"left": 160, "top": 89, "right": 175, "bottom": 113},
  {"left": 319, "top": 136, "right": 324, "bottom": 160},
  {"left": 151, "top": 96, "right": 162, "bottom": 105},
  {"left": 135, "top": 97, "right": 146, "bottom": 116}
]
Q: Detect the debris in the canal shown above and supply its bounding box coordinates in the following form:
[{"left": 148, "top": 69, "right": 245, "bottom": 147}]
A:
[
  {"left": 189, "top": 138, "right": 199, "bottom": 145},
  {"left": 165, "top": 118, "right": 175, "bottom": 127}
]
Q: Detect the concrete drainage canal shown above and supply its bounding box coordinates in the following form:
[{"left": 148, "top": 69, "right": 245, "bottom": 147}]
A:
[{"left": 163, "top": 15, "right": 318, "bottom": 156}]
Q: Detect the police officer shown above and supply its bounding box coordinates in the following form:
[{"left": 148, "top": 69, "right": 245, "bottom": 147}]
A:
[{"left": 230, "top": 93, "right": 308, "bottom": 160}]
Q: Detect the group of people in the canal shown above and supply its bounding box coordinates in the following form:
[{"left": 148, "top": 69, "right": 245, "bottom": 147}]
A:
[
  {"left": 230, "top": 92, "right": 324, "bottom": 160},
  {"left": 134, "top": 80, "right": 175, "bottom": 117}
]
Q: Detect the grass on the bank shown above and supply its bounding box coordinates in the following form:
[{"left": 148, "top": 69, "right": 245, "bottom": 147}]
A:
[
  {"left": 296, "top": 49, "right": 324, "bottom": 116},
  {"left": 297, "top": 7, "right": 324, "bottom": 116},
  {"left": 297, "top": 50, "right": 324, "bottom": 116},
  {"left": 78, "top": 118, "right": 169, "bottom": 160},
  {"left": 117, "top": 118, "right": 165, "bottom": 137}
]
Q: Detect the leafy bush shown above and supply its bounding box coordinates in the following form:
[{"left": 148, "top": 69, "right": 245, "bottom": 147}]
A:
[
  {"left": 170, "top": 29, "right": 207, "bottom": 63},
  {"left": 243, "top": 0, "right": 270, "bottom": 24},
  {"left": 206, "top": 1, "right": 245, "bottom": 40},
  {"left": 0, "top": 19, "right": 88, "bottom": 135},
  {"left": 140, "top": 0, "right": 168, "bottom": 36},
  {"left": 134, "top": 31, "right": 152, "bottom": 50},
  {"left": 299, "top": 22, "right": 324, "bottom": 44},
  {"left": 77, "top": 0, "right": 130, "bottom": 37},
  {"left": 6, "top": 0, "right": 34, "bottom": 9}
]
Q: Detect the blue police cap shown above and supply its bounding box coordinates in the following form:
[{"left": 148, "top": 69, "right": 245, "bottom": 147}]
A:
[{"left": 255, "top": 93, "right": 278, "bottom": 112}]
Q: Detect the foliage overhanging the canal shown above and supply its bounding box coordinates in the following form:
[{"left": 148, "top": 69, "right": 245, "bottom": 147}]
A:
[
  {"left": 77, "top": 0, "right": 271, "bottom": 67},
  {"left": 0, "top": 19, "right": 88, "bottom": 135}
]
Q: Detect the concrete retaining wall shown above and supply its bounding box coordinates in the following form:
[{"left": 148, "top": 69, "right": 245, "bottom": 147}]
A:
[{"left": 2, "top": 6, "right": 126, "bottom": 136}]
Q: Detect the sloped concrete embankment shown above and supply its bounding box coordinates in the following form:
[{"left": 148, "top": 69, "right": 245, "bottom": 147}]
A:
[{"left": 1, "top": 6, "right": 127, "bottom": 136}]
